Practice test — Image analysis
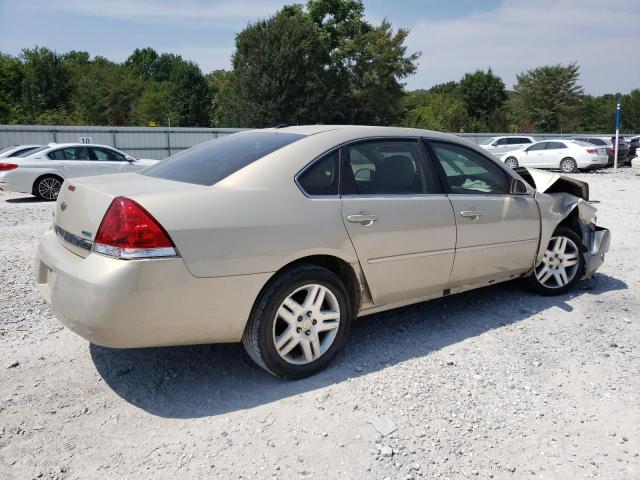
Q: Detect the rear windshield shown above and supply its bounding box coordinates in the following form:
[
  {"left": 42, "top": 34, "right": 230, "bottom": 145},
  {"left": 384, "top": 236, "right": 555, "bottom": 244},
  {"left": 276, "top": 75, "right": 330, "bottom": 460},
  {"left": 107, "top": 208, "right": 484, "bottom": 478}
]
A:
[
  {"left": 17, "top": 146, "right": 47, "bottom": 157},
  {"left": 142, "top": 132, "right": 304, "bottom": 186}
]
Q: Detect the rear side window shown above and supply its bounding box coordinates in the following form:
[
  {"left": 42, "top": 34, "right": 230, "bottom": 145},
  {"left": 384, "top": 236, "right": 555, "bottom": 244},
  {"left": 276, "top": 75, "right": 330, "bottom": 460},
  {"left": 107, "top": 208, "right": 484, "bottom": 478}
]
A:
[
  {"left": 47, "top": 147, "right": 93, "bottom": 160},
  {"left": 341, "top": 140, "right": 434, "bottom": 195},
  {"left": 143, "top": 132, "right": 304, "bottom": 186},
  {"left": 298, "top": 150, "right": 339, "bottom": 196},
  {"left": 508, "top": 137, "right": 531, "bottom": 144}
]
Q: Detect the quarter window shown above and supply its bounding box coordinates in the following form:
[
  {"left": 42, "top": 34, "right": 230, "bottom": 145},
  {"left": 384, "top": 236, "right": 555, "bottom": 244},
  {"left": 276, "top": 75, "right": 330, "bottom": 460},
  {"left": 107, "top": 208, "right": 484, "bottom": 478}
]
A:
[
  {"left": 298, "top": 150, "right": 339, "bottom": 196},
  {"left": 430, "top": 141, "right": 509, "bottom": 194},
  {"left": 342, "top": 140, "right": 433, "bottom": 195}
]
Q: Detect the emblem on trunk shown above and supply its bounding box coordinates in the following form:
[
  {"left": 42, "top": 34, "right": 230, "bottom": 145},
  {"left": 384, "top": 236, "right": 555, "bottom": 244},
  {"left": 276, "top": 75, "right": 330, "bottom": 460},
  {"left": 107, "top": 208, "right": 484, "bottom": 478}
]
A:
[{"left": 60, "top": 201, "right": 68, "bottom": 211}]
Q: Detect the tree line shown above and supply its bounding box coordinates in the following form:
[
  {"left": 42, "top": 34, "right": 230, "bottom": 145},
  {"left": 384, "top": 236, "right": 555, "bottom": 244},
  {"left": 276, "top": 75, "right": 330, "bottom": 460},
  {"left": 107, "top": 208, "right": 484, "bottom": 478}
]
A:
[{"left": 0, "top": 0, "right": 637, "bottom": 133}]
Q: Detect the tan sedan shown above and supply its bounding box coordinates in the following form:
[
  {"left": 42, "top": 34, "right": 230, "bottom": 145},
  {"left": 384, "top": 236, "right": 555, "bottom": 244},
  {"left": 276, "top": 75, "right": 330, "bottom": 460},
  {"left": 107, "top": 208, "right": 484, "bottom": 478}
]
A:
[{"left": 36, "top": 126, "right": 610, "bottom": 378}]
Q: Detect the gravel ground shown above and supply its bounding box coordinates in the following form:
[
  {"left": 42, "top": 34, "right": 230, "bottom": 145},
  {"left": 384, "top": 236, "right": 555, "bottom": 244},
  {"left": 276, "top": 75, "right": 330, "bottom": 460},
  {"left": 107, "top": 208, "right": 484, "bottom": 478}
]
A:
[{"left": 1, "top": 169, "right": 639, "bottom": 480}]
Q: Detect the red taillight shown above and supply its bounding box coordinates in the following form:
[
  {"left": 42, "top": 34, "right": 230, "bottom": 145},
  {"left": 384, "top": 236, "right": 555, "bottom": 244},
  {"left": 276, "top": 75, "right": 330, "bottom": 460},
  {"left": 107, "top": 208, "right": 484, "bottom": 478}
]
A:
[
  {"left": 0, "top": 163, "right": 18, "bottom": 171},
  {"left": 586, "top": 148, "right": 596, "bottom": 154},
  {"left": 93, "top": 196, "right": 177, "bottom": 259},
  {"left": 607, "top": 147, "right": 614, "bottom": 152}
]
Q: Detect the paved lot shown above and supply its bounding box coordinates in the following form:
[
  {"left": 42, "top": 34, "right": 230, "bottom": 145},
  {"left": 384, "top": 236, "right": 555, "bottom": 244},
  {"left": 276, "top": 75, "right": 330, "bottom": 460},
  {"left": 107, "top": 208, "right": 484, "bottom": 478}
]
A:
[{"left": 1, "top": 169, "right": 639, "bottom": 480}]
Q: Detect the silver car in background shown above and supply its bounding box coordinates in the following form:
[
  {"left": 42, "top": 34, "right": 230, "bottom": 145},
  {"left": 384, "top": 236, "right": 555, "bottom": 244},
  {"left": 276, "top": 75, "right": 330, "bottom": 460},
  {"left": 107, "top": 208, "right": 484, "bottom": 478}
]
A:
[
  {"left": 479, "top": 136, "right": 536, "bottom": 157},
  {"left": 36, "top": 126, "right": 610, "bottom": 378}
]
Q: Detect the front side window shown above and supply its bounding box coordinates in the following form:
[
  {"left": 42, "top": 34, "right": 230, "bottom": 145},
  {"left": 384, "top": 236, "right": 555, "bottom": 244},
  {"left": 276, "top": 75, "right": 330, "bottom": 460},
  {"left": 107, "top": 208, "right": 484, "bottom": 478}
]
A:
[
  {"left": 298, "top": 150, "right": 339, "bottom": 196},
  {"left": 92, "top": 147, "right": 126, "bottom": 161},
  {"left": 494, "top": 138, "right": 509, "bottom": 146},
  {"left": 143, "top": 132, "right": 304, "bottom": 186},
  {"left": 429, "top": 141, "right": 509, "bottom": 194},
  {"left": 527, "top": 142, "right": 548, "bottom": 152},
  {"left": 342, "top": 140, "right": 433, "bottom": 195}
]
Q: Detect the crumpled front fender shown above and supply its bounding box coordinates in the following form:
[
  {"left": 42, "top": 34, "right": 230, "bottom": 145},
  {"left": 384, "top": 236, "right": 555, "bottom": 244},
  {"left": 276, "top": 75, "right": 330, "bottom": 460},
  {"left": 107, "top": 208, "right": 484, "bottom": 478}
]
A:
[{"left": 516, "top": 167, "right": 610, "bottom": 278}]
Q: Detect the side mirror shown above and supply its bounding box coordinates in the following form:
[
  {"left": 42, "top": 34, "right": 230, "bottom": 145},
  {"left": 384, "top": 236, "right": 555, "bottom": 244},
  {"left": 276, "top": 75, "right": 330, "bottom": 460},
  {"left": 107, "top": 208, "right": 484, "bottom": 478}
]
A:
[{"left": 510, "top": 178, "right": 529, "bottom": 195}]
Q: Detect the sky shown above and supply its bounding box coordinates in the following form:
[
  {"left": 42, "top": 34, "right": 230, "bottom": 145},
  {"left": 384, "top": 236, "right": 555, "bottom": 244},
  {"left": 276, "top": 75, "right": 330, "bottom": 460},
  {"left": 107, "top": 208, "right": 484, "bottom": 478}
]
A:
[{"left": 1, "top": 0, "right": 638, "bottom": 95}]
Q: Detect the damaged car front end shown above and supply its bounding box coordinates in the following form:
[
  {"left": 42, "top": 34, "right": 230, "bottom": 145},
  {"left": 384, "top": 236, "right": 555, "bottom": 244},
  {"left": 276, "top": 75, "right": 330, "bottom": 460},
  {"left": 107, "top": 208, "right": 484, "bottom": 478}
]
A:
[{"left": 516, "top": 167, "right": 611, "bottom": 280}]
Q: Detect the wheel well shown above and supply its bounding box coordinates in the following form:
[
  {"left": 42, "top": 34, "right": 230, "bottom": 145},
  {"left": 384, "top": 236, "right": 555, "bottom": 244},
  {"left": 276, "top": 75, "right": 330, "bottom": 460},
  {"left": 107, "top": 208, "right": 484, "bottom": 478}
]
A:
[
  {"left": 557, "top": 209, "right": 582, "bottom": 238},
  {"left": 32, "top": 173, "right": 63, "bottom": 195},
  {"left": 268, "top": 255, "right": 362, "bottom": 318}
]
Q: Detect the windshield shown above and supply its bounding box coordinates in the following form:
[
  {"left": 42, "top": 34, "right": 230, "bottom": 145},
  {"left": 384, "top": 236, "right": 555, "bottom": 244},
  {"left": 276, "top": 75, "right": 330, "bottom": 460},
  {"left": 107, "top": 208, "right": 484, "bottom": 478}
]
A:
[{"left": 142, "top": 131, "right": 305, "bottom": 186}]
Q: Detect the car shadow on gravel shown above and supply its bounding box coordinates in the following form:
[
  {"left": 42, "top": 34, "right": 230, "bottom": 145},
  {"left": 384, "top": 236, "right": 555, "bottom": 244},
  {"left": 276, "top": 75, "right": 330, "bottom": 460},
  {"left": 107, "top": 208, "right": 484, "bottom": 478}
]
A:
[
  {"left": 90, "top": 272, "right": 626, "bottom": 419},
  {"left": 5, "top": 196, "right": 48, "bottom": 203}
]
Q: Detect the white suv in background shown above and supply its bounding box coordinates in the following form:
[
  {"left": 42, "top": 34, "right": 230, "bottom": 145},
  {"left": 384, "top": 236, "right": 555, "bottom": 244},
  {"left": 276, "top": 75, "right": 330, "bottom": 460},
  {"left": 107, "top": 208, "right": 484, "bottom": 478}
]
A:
[
  {"left": 0, "top": 143, "right": 158, "bottom": 200},
  {"left": 480, "top": 136, "right": 536, "bottom": 157}
]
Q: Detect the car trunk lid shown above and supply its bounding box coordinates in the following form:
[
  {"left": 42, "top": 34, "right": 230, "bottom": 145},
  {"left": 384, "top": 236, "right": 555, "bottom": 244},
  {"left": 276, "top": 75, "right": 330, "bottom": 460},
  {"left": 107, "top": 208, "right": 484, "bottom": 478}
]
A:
[{"left": 53, "top": 173, "right": 202, "bottom": 258}]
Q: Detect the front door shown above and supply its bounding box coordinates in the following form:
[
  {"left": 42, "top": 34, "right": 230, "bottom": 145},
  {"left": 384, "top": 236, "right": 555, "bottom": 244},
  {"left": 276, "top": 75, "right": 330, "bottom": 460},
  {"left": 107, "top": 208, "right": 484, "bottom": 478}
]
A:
[
  {"left": 340, "top": 139, "right": 456, "bottom": 305},
  {"left": 427, "top": 140, "right": 540, "bottom": 289}
]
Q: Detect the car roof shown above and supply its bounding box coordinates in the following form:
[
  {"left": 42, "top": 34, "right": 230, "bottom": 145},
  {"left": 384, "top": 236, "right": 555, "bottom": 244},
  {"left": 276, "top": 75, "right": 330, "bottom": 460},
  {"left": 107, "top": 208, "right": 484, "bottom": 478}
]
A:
[
  {"left": 258, "top": 124, "right": 465, "bottom": 142},
  {"left": 45, "top": 143, "right": 118, "bottom": 149}
]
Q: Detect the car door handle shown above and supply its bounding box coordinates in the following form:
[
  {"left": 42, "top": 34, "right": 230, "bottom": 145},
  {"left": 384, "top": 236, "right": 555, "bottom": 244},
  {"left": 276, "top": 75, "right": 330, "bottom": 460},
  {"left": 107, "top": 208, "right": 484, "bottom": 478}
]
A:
[
  {"left": 460, "top": 210, "right": 483, "bottom": 218},
  {"left": 347, "top": 213, "right": 378, "bottom": 226}
]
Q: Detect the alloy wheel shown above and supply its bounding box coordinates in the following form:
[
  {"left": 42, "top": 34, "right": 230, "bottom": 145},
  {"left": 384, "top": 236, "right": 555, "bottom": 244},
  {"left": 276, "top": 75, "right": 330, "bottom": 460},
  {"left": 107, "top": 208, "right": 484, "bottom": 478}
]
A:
[
  {"left": 505, "top": 157, "right": 518, "bottom": 168},
  {"left": 272, "top": 284, "right": 340, "bottom": 365},
  {"left": 560, "top": 158, "right": 577, "bottom": 173},
  {"left": 38, "top": 177, "right": 62, "bottom": 200},
  {"left": 535, "top": 235, "right": 580, "bottom": 288}
]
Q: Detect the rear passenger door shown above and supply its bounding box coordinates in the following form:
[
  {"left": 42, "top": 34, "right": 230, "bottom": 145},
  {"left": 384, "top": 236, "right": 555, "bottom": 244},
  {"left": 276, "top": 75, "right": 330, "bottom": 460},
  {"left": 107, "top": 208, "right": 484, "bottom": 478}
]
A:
[
  {"left": 340, "top": 139, "right": 456, "bottom": 305},
  {"left": 427, "top": 140, "right": 540, "bottom": 288},
  {"left": 47, "top": 147, "right": 101, "bottom": 178}
]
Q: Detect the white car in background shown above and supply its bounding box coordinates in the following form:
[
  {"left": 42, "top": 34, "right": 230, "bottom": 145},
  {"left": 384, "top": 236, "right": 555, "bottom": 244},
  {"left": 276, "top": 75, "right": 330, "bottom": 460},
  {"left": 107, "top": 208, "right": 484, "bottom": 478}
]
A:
[
  {"left": 632, "top": 152, "right": 640, "bottom": 174},
  {"left": 0, "top": 144, "right": 42, "bottom": 158},
  {"left": 0, "top": 143, "right": 158, "bottom": 200},
  {"left": 479, "top": 136, "right": 536, "bottom": 157},
  {"left": 500, "top": 139, "right": 608, "bottom": 173}
]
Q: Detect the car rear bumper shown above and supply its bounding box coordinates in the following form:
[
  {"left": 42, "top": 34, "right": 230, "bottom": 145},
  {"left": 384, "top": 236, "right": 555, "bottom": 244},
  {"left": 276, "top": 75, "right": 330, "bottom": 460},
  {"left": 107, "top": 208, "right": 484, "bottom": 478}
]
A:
[{"left": 36, "top": 229, "right": 273, "bottom": 348}]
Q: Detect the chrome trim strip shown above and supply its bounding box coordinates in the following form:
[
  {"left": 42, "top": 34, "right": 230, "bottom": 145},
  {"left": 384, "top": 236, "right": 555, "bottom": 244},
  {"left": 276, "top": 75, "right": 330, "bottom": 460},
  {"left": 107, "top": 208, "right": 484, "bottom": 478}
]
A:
[
  {"left": 54, "top": 224, "right": 93, "bottom": 251},
  {"left": 93, "top": 243, "right": 177, "bottom": 260},
  {"left": 368, "top": 248, "right": 455, "bottom": 264},
  {"left": 456, "top": 238, "right": 538, "bottom": 253}
]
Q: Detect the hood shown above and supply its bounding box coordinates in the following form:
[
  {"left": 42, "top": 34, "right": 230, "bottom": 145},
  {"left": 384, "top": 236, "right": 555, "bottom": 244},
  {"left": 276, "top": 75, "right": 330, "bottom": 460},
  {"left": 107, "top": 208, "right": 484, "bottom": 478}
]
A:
[{"left": 514, "top": 167, "right": 589, "bottom": 201}]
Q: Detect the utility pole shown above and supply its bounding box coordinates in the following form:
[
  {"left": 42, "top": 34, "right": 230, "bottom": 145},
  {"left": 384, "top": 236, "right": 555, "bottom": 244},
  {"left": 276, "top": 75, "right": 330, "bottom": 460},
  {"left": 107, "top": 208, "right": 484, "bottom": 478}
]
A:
[{"left": 613, "top": 102, "right": 621, "bottom": 170}]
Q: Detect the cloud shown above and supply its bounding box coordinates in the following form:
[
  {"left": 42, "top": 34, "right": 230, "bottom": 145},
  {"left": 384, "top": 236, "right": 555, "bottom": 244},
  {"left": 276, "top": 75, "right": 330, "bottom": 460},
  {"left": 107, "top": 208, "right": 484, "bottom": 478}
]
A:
[
  {"left": 24, "top": 0, "right": 282, "bottom": 25},
  {"left": 404, "top": 0, "right": 640, "bottom": 94}
]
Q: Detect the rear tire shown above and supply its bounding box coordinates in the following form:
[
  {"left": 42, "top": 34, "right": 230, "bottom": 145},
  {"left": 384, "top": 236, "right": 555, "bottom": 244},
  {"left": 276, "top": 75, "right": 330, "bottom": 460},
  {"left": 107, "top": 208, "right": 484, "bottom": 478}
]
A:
[
  {"left": 560, "top": 157, "right": 578, "bottom": 173},
  {"left": 527, "top": 226, "right": 584, "bottom": 296},
  {"left": 34, "top": 175, "right": 63, "bottom": 201},
  {"left": 242, "top": 264, "right": 351, "bottom": 379},
  {"left": 504, "top": 157, "right": 519, "bottom": 168}
]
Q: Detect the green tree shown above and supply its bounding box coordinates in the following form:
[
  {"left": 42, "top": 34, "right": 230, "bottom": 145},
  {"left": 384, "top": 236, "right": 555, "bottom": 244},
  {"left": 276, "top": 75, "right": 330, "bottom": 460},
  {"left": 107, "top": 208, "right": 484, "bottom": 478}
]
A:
[
  {"left": 403, "top": 91, "right": 468, "bottom": 132},
  {"left": 510, "top": 63, "right": 584, "bottom": 132},
  {"left": 0, "top": 53, "right": 25, "bottom": 123},
  {"left": 217, "top": 5, "right": 335, "bottom": 127},
  {"left": 20, "top": 46, "right": 71, "bottom": 120},
  {"left": 170, "top": 60, "right": 211, "bottom": 126},
  {"left": 124, "top": 47, "right": 160, "bottom": 81},
  {"left": 132, "top": 81, "right": 174, "bottom": 126},
  {"left": 217, "top": 1, "right": 419, "bottom": 127},
  {"left": 459, "top": 68, "right": 506, "bottom": 131}
]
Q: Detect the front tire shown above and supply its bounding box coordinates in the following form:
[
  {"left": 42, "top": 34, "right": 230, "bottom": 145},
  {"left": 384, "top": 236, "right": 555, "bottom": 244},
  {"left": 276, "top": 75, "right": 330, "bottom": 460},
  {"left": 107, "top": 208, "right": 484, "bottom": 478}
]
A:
[
  {"left": 34, "top": 175, "right": 63, "bottom": 201},
  {"left": 560, "top": 157, "right": 578, "bottom": 173},
  {"left": 242, "top": 264, "right": 351, "bottom": 379},
  {"left": 527, "top": 226, "right": 584, "bottom": 295},
  {"left": 504, "top": 157, "right": 519, "bottom": 168}
]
